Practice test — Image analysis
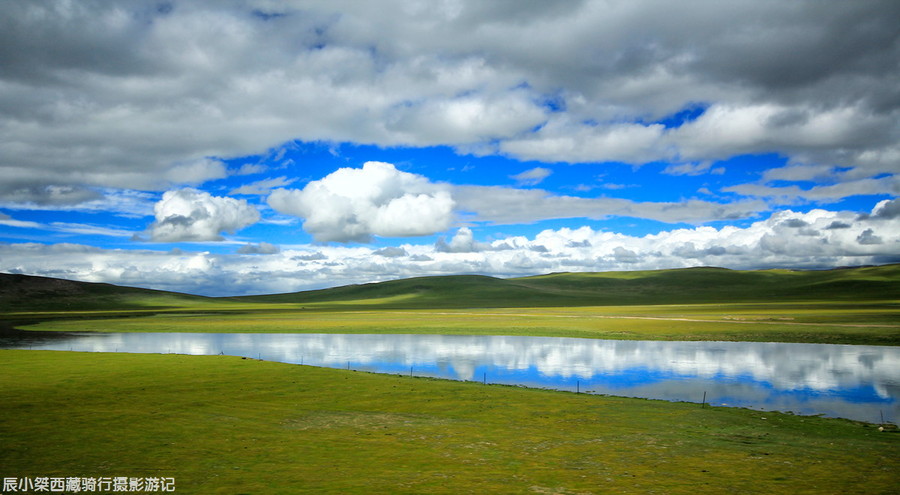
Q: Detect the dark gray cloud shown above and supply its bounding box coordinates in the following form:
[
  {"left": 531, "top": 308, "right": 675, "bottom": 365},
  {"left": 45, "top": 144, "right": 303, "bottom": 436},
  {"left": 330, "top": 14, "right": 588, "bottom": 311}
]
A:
[
  {"left": 826, "top": 221, "right": 852, "bottom": 230},
  {"left": 454, "top": 185, "right": 767, "bottom": 225},
  {"left": 0, "top": 0, "right": 897, "bottom": 206},
  {"left": 613, "top": 247, "right": 640, "bottom": 264},
  {"left": 781, "top": 219, "right": 809, "bottom": 228},
  {"left": 237, "top": 242, "right": 280, "bottom": 255},
  {"left": 857, "top": 229, "right": 883, "bottom": 245},
  {"left": 292, "top": 252, "right": 328, "bottom": 261},
  {"left": 872, "top": 199, "right": 900, "bottom": 220},
  {"left": 690, "top": 2, "right": 900, "bottom": 104},
  {"left": 374, "top": 247, "right": 408, "bottom": 258},
  {"left": 0, "top": 184, "right": 103, "bottom": 206}
]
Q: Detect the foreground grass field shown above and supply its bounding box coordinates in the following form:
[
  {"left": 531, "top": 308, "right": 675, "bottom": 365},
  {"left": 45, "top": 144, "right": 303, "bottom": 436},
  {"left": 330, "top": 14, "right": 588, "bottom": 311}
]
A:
[{"left": 1, "top": 350, "right": 897, "bottom": 494}]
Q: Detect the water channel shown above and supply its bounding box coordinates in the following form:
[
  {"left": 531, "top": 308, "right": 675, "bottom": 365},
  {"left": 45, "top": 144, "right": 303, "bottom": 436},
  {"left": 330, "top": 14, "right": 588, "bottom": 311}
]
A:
[{"left": 2, "top": 329, "right": 897, "bottom": 424}]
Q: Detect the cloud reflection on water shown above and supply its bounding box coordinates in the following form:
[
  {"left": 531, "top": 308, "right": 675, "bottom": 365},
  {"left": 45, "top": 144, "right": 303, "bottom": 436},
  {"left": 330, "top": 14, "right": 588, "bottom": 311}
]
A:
[{"left": 4, "top": 331, "right": 897, "bottom": 424}]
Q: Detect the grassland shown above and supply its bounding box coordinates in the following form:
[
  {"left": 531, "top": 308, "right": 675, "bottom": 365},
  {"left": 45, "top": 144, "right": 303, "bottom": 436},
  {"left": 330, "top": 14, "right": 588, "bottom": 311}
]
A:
[
  {"left": 2, "top": 350, "right": 897, "bottom": 494},
  {"left": 4, "top": 265, "right": 900, "bottom": 345},
  {"left": 14, "top": 301, "right": 899, "bottom": 345},
  {"left": 2, "top": 267, "right": 898, "bottom": 493}
]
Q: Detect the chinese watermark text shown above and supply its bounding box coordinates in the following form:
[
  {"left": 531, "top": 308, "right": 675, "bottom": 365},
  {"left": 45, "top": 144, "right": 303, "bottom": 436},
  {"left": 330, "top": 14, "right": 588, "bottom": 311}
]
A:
[{"left": 2, "top": 477, "right": 174, "bottom": 493}]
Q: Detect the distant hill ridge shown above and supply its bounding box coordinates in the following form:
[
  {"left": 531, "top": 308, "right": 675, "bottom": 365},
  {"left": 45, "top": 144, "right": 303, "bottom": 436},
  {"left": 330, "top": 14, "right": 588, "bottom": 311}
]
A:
[
  {"left": 240, "top": 264, "right": 900, "bottom": 308},
  {"left": 2, "top": 264, "right": 898, "bottom": 312}
]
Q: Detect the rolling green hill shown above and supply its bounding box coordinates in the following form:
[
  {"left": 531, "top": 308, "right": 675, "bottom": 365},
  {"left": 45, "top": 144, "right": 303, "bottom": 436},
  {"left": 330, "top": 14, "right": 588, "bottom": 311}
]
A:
[
  {"left": 2, "top": 264, "right": 899, "bottom": 312},
  {"left": 239, "top": 264, "right": 900, "bottom": 308},
  {"left": 0, "top": 273, "right": 215, "bottom": 312}
]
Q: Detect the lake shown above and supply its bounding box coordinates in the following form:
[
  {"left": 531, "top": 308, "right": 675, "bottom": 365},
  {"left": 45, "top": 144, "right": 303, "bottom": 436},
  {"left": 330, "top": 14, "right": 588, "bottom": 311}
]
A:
[{"left": 2, "top": 329, "right": 897, "bottom": 424}]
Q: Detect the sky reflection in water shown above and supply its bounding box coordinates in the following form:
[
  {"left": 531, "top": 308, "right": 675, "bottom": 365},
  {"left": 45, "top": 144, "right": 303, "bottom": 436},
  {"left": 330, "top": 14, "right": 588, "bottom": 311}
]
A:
[{"left": 3, "top": 331, "right": 897, "bottom": 424}]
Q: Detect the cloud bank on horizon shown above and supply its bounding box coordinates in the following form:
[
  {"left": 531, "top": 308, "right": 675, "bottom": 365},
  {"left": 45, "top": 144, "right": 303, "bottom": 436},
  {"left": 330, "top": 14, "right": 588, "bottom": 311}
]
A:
[{"left": 0, "top": 0, "right": 898, "bottom": 295}]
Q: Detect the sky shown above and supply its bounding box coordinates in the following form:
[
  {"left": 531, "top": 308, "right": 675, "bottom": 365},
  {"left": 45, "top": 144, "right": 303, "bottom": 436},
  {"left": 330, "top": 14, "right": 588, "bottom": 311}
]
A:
[{"left": 1, "top": 0, "right": 898, "bottom": 296}]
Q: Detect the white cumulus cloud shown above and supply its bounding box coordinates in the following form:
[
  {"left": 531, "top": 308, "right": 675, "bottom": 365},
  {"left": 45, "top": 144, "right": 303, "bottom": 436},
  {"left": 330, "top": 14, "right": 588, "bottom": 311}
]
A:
[
  {"left": 435, "top": 227, "right": 491, "bottom": 253},
  {"left": 267, "top": 162, "right": 455, "bottom": 242},
  {"left": 147, "top": 189, "right": 260, "bottom": 242},
  {"left": 2, "top": 202, "right": 897, "bottom": 296}
]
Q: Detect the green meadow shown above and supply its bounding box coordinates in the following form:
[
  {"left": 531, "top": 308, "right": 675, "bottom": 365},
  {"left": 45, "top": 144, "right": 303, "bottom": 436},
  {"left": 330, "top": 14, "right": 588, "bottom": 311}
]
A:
[
  {"left": 1, "top": 266, "right": 898, "bottom": 493},
  {"left": 2, "top": 350, "right": 897, "bottom": 494},
  {"left": 4, "top": 265, "right": 900, "bottom": 345},
  {"left": 15, "top": 302, "right": 900, "bottom": 345}
]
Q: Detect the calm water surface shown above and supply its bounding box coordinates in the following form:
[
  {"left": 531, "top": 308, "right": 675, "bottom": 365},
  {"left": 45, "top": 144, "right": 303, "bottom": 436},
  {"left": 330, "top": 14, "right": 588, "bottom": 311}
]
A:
[{"left": 2, "top": 330, "right": 897, "bottom": 424}]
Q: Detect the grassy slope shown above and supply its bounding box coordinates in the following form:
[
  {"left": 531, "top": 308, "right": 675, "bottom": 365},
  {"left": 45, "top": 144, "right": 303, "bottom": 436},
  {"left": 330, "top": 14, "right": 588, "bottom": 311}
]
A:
[
  {"left": 239, "top": 265, "right": 900, "bottom": 308},
  {"left": 0, "top": 273, "right": 217, "bottom": 312},
  {"left": 3, "top": 265, "right": 898, "bottom": 312},
  {"left": 2, "top": 350, "right": 896, "bottom": 494},
  {"left": 5, "top": 265, "right": 899, "bottom": 345}
]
